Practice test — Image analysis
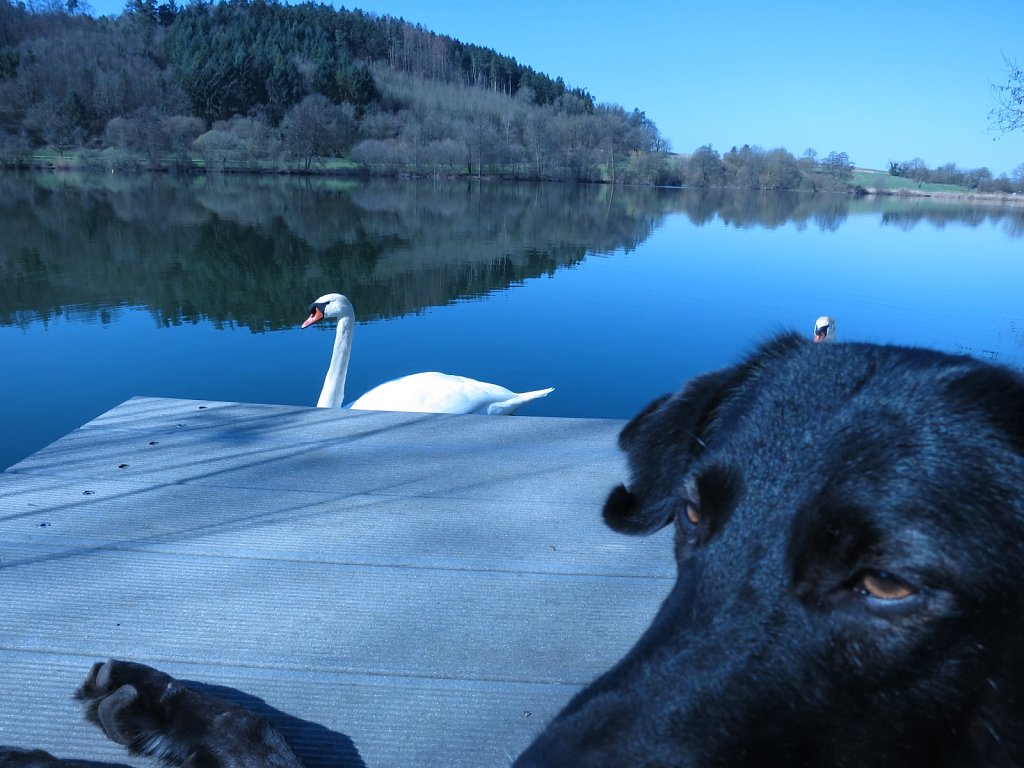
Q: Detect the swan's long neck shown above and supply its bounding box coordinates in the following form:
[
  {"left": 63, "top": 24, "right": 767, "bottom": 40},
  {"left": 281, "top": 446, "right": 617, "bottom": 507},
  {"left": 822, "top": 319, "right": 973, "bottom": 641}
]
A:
[{"left": 318, "top": 308, "right": 355, "bottom": 408}]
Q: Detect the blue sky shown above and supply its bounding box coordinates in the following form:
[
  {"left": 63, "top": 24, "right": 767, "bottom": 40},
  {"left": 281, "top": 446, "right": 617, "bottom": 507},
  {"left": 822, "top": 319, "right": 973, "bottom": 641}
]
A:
[{"left": 88, "top": 0, "right": 1024, "bottom": 176}]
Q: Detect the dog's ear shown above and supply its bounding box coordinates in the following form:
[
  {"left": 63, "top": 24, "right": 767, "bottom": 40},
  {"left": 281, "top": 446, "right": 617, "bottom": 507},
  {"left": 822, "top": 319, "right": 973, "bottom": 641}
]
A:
[
  {"left": 944, "top": 362, "right": 1024, "bottom": 457},
  {"left": 604, "top": 333, "right": 804, "bottom": 535},
  {"left": 603, "top": 365, "right": 750, "bottom": 535}
]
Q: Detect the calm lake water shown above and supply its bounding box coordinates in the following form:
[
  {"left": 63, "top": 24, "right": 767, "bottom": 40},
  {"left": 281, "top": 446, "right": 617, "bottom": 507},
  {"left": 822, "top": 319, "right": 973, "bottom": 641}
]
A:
[{"left": 2, "top": 172, "right": 1023, "bottom": 470}]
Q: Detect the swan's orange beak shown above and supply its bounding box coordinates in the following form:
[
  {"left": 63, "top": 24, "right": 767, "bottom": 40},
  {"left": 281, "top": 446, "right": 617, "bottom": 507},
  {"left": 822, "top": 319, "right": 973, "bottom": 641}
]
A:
[{"left": 302, "top": 307, "right": 324, "bottom": 328}]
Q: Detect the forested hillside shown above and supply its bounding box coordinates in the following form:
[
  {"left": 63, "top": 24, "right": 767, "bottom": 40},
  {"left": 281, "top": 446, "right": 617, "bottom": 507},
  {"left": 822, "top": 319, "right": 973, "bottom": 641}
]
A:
[{"left": 0, "top": 0, "right": 856, "bottom": 188}]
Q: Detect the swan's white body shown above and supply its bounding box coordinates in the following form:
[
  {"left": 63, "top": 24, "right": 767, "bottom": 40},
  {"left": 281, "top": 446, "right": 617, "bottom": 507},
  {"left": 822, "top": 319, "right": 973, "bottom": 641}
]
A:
[
  {"left": 351, "top": 372, "right": 553, "bottom": 415},
  {"left": 303, "top": 293, "right": 553, "bottom": 415}
]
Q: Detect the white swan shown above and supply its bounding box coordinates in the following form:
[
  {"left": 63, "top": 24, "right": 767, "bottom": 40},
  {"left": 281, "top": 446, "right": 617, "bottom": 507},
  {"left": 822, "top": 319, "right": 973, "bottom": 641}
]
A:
[
  {"left": 302, "top": 293, "right": 554, "bottom": 415},
  {"left": 813, "top": 315, "right": 836, "bottom": 343}
]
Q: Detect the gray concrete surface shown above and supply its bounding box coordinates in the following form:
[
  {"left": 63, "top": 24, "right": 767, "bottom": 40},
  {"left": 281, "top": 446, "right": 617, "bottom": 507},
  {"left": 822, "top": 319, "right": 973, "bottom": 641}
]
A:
[{"left": 0, "top": 397, "right": 674, "bottom": 767}]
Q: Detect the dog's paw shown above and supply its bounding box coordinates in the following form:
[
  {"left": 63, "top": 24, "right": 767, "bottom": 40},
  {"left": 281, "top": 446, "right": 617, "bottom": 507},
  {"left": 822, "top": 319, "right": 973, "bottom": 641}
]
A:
[
  {"left": 76, "top": 659, "right": 186, "bottom": 757},
  {"left": 76, "top": 660, "right": 301, "bottom": 767}
]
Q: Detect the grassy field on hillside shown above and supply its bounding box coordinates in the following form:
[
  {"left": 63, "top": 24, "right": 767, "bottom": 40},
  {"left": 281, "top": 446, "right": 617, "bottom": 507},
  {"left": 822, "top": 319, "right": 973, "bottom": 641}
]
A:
[{"left": 852, "top": 169, "right": 969, "bottom": 194}]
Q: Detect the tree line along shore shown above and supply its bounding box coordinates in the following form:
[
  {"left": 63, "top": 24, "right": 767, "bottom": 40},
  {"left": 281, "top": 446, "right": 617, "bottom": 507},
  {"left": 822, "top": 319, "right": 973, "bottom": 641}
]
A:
[{"left": 2, "top": 0, "right": 1020, "bottom": 195}]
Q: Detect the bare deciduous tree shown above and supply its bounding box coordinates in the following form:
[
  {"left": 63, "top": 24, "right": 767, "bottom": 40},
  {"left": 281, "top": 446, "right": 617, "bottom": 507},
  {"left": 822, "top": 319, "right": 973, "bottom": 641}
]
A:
[
  {"left": 821, "top": 150, "right": 854, "bottom": 184},
  {"left": 282, "top": 95, "right": 356, "bottom": 171},
  {"left": 687, "top": 145, "right": 725, "bottom": 187},
  {"left": 990, "top": 55, "right": 1024, "bottom": 134}
]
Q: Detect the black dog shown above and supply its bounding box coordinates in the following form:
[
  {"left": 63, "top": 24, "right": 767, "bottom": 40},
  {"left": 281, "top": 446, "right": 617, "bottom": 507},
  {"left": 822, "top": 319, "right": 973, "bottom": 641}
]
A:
[{"left": 3, "top": 334, "right": 1023, "bottom": 767}]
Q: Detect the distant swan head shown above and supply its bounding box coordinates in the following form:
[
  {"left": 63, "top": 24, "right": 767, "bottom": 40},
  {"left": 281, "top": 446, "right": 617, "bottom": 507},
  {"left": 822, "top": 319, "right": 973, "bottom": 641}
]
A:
[
  {"left": 302, "top": 293, "right": 352, "bottom": 328},
  {"left": 813, "top": 315, "right": 835, "bottom": 343}
]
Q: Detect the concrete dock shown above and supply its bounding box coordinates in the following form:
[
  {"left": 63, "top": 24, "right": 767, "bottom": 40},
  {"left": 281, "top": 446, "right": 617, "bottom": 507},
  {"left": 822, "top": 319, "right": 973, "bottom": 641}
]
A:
[{"left": 0, "top": 397, "right": 675, "bottom": 767}]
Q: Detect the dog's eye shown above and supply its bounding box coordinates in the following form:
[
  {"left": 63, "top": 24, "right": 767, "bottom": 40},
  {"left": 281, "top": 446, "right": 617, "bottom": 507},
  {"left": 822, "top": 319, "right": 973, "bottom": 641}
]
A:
[
  {"left": 684, "top": 501, "right": 701, "bottom": 525},
  {"left": 856, "top": 571, "right": 915, "bottom": 601}
]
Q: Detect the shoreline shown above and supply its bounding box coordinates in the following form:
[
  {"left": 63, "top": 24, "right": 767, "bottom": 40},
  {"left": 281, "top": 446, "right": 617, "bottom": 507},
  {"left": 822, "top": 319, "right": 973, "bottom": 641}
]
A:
[
  {"left": 860, "top": 186, "right": 1024, "bottom": 205},
  {"left": 5, "top": 157, "right": 1023, "bottom": 205}
]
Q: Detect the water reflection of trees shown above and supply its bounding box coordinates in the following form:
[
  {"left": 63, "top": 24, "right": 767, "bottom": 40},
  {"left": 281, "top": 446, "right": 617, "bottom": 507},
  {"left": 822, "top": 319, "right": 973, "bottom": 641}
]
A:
[
  {"left": 1, "top": 173, "right": 1021, "bottom": 330},
  {"left": 0, "top": 174, "right": 677, "bottom": 329},
  {"left": 878, "top": 199, "right": 1024, "bottom": 234},
  {"left": 677, "top": 189, "right": 854, "bottom": 231}
]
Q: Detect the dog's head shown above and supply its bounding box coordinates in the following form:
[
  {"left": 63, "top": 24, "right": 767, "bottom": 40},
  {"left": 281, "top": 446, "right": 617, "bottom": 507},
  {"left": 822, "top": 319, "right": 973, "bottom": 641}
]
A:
[{"left": 517, "top": 333, "right": 1024, "bottom": 768}]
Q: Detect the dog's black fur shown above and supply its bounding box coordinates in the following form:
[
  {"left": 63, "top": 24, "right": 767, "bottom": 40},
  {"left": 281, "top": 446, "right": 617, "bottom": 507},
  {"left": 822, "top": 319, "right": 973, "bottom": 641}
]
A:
[{"left": 3, "top": 334, "right": 1023, "bottom": 767}]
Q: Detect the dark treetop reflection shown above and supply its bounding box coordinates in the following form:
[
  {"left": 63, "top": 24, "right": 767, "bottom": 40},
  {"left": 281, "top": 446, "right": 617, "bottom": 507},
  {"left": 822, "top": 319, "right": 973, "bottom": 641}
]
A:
[{"left": 0, "top": 174, "right": 673, "bottom": 329}]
